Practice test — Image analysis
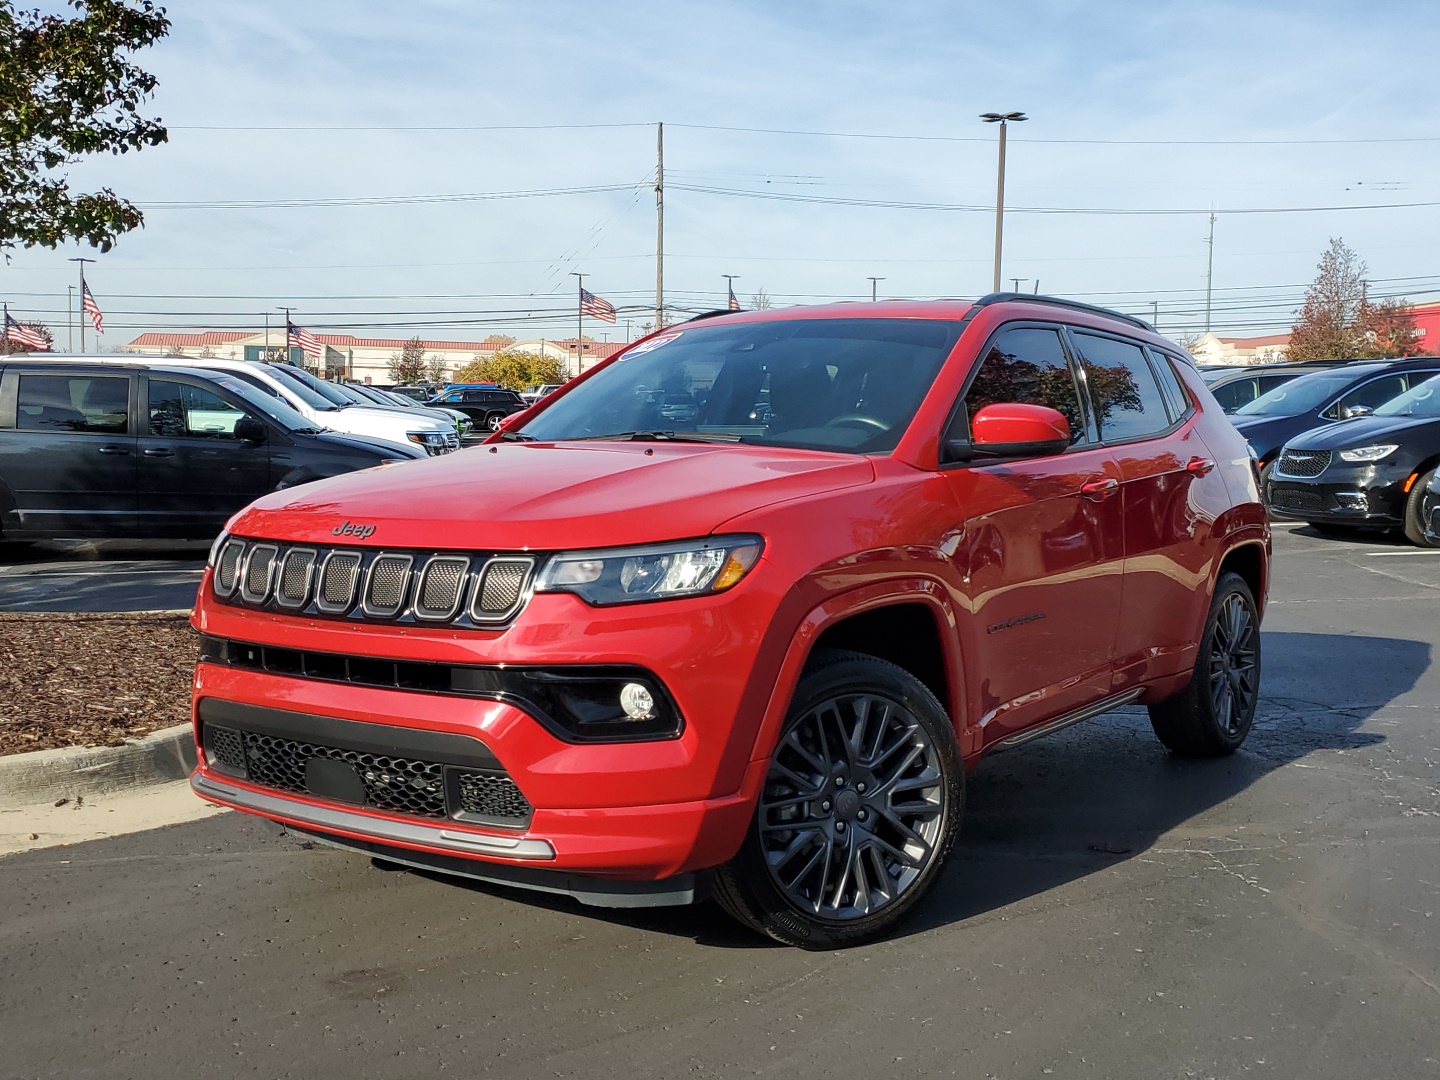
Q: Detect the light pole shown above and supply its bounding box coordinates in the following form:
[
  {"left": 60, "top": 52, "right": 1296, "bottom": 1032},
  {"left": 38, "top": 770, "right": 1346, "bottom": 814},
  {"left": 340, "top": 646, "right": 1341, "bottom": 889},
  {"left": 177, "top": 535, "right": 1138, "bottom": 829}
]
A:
[
  {"left": 867, "top": 276, "right": 885, "bottom": 302},
  {"left": 980, "top": 111, "right": 1027, "bottom": 293},
  {"left": 1010, "top": 278, "right": 1027, "bottom": 293},
  {"left": 722, "top": 274, "right": 740, "bottom": 310}
]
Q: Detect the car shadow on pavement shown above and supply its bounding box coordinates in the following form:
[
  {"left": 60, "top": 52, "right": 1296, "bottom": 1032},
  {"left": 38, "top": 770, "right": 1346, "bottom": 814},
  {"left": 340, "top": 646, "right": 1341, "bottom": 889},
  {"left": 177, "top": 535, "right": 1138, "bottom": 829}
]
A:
[{"left": 399, "top": 630, "right": 1424, "bottom": 949}]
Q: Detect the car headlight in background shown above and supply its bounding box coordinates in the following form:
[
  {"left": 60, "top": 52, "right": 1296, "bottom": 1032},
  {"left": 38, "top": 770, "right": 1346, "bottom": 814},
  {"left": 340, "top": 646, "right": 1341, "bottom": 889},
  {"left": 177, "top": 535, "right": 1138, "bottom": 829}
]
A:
[
  {"left": 407, "top": 430, "right": 458, "bottom": 455},
  {"left": 535, "top": 535, "right": 763, "bottom": 605},
  {"left": 1337, "top": 444, "right": 1398, "bottom": 463}
]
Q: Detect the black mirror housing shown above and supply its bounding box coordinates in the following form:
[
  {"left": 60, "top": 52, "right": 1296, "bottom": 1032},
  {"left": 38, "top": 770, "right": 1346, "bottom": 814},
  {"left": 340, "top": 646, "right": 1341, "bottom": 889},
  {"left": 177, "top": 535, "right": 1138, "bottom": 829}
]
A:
[{"left": 234, "top": 416, "right": 268, "bottom": 443}]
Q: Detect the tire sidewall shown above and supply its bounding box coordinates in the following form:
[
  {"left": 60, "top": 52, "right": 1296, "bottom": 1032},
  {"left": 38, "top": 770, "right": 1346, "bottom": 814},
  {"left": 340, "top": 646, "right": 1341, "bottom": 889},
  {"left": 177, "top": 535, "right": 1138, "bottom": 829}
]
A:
[
  {"left": 728, "top": 654, "right": 962, "bottom": 949},
  {"left": 1403, "top": 467, "right": 1437, "bottom": 547},
  {"left": 1197, "top": 573, "right": 1261, "bottom": 752}
]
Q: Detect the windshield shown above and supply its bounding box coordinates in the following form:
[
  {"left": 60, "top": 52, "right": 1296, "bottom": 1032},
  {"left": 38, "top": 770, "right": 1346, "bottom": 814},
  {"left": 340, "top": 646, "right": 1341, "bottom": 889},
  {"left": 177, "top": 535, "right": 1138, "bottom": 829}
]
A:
[
  {"left": 208, "top": 375, "right": 322, "bottom": 432},
  {"left": 1375, "top": 374, "right": 1440, "bottom": 417},
  {"left": 256, "top": 364, "right": 339, "bottom": 410},
  {"left": 520, "top": 318, "right": 964, "bottom": 453},
  {"left": 267, "top": 363, "right": 352, "bottom": 407},
  {"left": 1236, "top": 369, "right": 1370, "bottom": 417}
]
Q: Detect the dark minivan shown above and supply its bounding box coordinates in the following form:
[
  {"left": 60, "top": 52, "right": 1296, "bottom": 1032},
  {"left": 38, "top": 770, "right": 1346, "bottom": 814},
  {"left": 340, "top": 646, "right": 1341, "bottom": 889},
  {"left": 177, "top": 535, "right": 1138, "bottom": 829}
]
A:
[{"left": 0, "top": 360, "right": 424, "bottom": 541}]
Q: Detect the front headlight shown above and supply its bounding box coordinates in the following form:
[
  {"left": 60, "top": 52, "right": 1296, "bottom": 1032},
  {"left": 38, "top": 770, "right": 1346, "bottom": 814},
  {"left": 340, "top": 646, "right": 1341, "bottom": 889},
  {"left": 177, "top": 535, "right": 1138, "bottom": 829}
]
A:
[
  {"left": 1338, "top": 444, "right": 1399, "bottom": 463},
  {"left": 535, "top": 535, "right": 763, "bottom": 606}
]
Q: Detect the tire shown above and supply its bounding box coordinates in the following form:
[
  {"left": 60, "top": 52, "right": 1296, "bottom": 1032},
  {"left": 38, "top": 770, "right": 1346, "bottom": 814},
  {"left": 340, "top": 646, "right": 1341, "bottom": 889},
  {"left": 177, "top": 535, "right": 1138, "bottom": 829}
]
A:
[
  {"left": 1148, "top": 572, "right": 1261, "bottom": 757},
  {"left": 713, "top": 649, "right": 962, "bottom": 949},
  {"left": 486, "top": 412, "right": 505, "bottom": 431},
  {"left": 1258, "top": 460, "right": 1274, "bottom": 504},
  {"left": 1402, "top": 467, "right": 1437, "bottom": 547}
]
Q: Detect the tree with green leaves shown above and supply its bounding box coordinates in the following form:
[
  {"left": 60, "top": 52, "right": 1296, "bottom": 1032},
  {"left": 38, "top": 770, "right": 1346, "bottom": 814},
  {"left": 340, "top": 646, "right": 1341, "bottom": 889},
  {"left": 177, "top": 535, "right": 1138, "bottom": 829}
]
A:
[
  {"left": 1, "top": 0, "right": 170, "bottom": 254},
  {"left": 0, "top": 317, "right": 52, "bottom": 353},
  {"left": 456, "top": 349, "right": 565, "bottom": 391},
  {"left": 387, "top": 337, "right": 428, "bottom": 383},
  {"left": 1289, "top": 238, "right": 1421, "bottom": 360}
]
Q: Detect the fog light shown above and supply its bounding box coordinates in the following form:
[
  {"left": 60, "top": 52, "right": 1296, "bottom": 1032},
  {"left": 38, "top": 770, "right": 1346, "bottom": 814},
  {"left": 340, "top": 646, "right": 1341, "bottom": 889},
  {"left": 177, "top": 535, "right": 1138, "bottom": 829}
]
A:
[
  {"left": 1334, "top": 491, "right": 1368, "bottom": 511},
  {"left": 619, "top": 682, "right": 655, "bottom": 720}
]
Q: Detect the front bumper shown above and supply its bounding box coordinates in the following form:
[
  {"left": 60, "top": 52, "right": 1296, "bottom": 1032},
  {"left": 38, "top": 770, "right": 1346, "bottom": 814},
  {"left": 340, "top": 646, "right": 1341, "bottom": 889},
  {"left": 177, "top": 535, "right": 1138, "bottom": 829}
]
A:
[{"left": 1266, "top": 467, "right": 1407, "bottom": 526}]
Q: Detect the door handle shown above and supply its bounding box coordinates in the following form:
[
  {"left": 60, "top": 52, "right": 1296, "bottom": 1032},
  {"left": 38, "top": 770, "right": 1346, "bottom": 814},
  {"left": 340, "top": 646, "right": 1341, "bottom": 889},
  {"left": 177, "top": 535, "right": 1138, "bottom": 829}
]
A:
[
  {"left": 98, "top": 445, "right": 130, "bottom": 456},
  {"left": 143, "top": 447, "right": 175, "bottom": 457},
  {"left": 1080, "top": 478, "right": 1119, "bottom": 501},
  {"left": 1186, "top": 456, "right": 1216, "bottom": 476}
]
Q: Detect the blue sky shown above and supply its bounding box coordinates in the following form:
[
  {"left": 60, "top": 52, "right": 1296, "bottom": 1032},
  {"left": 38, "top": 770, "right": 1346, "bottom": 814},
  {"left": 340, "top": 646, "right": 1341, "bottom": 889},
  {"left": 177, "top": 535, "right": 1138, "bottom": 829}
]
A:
[{"left": 8, "top": 0, "right": 1440, "bottom": 346}]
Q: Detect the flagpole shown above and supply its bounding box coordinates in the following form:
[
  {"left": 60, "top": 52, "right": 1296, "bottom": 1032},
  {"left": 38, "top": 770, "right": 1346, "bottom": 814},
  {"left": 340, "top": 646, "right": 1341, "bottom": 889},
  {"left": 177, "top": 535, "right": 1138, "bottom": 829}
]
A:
[
  {"left": 2, "top": 303, "right": 8, "bottom": 353},
  {"left": 571, "top": 272, "right": 586, "bottom": 377},
  {"left": 68, "top": 257, "right": 94, "bottom": 352}
]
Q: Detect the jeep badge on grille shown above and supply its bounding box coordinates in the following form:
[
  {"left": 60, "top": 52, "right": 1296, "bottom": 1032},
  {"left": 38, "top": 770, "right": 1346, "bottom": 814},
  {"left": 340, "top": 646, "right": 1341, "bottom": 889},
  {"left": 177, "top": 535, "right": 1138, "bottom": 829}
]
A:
[{"left": 332, "top": 520, "right": 377, "bottom": 538}]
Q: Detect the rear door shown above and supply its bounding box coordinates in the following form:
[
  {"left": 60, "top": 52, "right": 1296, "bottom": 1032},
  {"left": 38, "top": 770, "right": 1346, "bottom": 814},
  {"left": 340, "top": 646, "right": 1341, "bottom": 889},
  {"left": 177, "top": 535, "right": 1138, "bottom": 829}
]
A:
[
  {"left": 1067, "top": 332, "right": 1223, "bottom": 687},
  {"left": 138, "top": 376, "right": 273, "bottom": 538},
  {"left": 0, "top": 368, "right": 138, "bottom": 537}
]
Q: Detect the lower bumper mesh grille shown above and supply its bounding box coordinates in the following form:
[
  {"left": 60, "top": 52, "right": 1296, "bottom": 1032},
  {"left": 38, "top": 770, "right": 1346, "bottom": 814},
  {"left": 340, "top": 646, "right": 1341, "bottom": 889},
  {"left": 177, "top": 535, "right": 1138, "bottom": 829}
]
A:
[{"left": 203, "top": 723, "right": 532, "bottom": 827}]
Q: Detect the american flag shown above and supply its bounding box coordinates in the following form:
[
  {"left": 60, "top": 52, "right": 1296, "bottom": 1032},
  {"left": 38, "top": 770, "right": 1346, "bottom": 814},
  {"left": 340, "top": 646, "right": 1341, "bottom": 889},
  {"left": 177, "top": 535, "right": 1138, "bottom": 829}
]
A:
[
  {"left": 3, "top": 309, "right": 50, "bottom": 351},
  {"left": 580, "top": 286, "right": 616, "bottom": 324},
  {"left": 727, "top": 282, "right": 741, "bottom": 311},
  {"left": 81, "top": 282, "right": 104, "bottom": 333},
  {"left": 287, "top": 321, "right": 324, "bottom": 362}
]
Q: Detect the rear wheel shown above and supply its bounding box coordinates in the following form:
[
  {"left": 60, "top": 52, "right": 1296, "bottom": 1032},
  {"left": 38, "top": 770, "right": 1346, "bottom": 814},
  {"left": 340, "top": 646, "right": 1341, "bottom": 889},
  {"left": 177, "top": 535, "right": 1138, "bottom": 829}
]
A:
[
  {"left": 486, "top": 412, "right": 506, "bottom": 431},
  {"left": 1403, "top": 467, "right": 1438, "bottom": 547},
  {"left": 1149, "top": 572, "right": 1261, "bottom": 757},
  {"left": 713, "top": 650, "right": 961, "bottom": 949}
]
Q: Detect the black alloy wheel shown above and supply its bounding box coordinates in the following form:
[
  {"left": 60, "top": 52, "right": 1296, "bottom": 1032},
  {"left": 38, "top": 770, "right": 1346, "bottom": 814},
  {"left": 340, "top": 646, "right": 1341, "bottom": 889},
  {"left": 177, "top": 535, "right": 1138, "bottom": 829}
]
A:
[
  {"left": 714, "top": 651, "right": 961, "bottom": 949},
  {"left": 1403, "top": 467, "right": 1439, "bottom": 547},
  {"left": 1149, "top": 571, "right": 1261, "bottom": 756}
]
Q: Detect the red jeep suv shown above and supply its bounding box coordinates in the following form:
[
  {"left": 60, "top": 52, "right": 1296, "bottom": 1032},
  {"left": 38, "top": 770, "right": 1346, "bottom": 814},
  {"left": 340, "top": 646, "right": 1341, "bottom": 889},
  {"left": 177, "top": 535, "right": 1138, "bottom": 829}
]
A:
[{"left": 190, "top": 295, "right": 1269, "bottom": 948}]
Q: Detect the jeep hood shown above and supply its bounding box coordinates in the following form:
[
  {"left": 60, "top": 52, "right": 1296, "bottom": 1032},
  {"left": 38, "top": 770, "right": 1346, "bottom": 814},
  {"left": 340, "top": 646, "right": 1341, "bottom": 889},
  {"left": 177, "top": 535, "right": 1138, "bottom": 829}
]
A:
[{"left": 228, "top": 441, "right": 876, "bottom": 550}]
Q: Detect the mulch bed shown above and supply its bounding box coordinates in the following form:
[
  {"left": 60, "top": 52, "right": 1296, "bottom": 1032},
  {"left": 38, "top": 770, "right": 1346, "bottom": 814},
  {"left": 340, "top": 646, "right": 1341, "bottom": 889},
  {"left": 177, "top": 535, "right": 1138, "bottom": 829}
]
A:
[{"left": 0, "top": 612, "right": 197, "bottom": 757}]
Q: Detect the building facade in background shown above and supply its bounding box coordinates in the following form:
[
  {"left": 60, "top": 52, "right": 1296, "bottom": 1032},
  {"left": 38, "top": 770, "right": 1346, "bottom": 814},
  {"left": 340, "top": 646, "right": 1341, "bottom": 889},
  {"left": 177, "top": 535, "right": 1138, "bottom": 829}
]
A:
[{"left": 122, "top": 332, "right": 629, "bottom": 382}]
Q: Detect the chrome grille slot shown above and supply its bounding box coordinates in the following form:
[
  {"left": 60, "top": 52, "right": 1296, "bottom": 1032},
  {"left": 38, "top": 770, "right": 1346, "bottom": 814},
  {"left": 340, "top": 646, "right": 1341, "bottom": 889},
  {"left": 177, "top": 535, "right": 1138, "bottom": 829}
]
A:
[
  {"left": 362, "top": 554, "right": 413, "bottom": 617},
  {"left": 275, "top": 548, "right": 317, "bottom": 608},
  {"left": 473, "top": 557, "right": 534, "bottom": 621},
  {"left": 316, "top": 551, "right": 363, "bottom": 613},
  {"left": 214, "top": 539, "right": 246, "bottom": 597},
  {"left": 414, "top": 556, "right": 470, "bottom": 621},
  {"left": 240, "top": 545, "right": 278, "bottom": 604}
]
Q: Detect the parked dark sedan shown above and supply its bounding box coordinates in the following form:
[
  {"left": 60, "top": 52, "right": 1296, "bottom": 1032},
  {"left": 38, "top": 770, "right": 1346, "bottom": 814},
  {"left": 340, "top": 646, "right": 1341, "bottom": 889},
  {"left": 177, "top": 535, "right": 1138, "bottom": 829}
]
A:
[
  {"left": 1268, "top": 374, "right": 1440, "bottom": 544},
  {"left": 0, "top": 360, "right": 424, "bottom": 541},
  {"left": 1230, "top": 357, "right": 1440, "bottom": 492},
  {"left": 1199, "top": 359, "right": 1350, "bottom": 414}
]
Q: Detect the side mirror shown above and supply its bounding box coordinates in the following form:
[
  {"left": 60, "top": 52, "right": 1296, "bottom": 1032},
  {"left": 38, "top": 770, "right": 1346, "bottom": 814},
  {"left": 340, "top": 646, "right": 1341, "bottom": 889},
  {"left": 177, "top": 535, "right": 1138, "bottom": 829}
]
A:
[
  {"left": 234, "top": 416, "right": 268, "bottom": 443},
  {"left": 966, "top": 402, "right": 1071, "bottom": 459},
  {"left": 1341, "top": 404, "right": 1373, "bottom": 419}
]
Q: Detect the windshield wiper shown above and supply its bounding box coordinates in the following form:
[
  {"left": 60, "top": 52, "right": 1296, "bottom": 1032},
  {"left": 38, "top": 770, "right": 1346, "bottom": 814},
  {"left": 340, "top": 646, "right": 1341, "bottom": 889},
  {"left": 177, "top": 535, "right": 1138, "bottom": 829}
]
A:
[
  {"left": 574, "top": 430, "right": 738, "bottom": 443},
  {"left": 499, "top": 430, "right": 537, "bottom": 442}
]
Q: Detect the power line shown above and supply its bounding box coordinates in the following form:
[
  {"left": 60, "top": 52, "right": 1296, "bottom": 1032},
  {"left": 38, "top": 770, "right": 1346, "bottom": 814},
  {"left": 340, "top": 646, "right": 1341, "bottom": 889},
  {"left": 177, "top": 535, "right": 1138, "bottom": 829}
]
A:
[{"left": 136, "top": 182, "right": 644, "bottom": 211}]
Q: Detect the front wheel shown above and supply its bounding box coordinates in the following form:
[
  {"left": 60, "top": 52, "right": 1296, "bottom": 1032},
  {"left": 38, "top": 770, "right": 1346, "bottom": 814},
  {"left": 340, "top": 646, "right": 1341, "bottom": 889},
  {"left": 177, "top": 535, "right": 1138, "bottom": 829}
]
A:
[
  {"left": 1148, "top": 572, "right": 1261, "bottom": 757},
  {"left": 1403, "top": 467, "right": 1438, "bottom": 547},
  {"left": 713, "top": 650, "right": 962, "bottom": 949}
]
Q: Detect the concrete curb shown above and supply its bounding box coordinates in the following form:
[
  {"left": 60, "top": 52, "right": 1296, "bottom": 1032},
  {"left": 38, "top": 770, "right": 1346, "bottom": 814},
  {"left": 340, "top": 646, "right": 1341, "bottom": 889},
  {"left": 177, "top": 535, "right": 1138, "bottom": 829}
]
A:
[{"left": 0, "top": 724, "right": 196, "bottom": 809}]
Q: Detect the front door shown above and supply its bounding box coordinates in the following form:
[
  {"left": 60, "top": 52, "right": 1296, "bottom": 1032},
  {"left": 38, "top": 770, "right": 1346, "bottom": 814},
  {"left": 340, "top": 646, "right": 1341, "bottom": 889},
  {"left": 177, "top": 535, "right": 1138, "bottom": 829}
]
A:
[
  {"left": 940, "top": 325, "right": 1125, "bottom": 746},
  {"left": 0, "top": 369, "right": 138, "bottom": 537},
  {"left": 138, "top": 377, "right": 272, "bottom": 538}
]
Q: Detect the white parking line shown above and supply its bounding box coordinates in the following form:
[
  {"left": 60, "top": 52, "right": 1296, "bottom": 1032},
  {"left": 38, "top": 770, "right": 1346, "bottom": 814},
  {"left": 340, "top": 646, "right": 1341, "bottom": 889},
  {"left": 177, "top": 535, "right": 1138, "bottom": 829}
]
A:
[{"left": 1366, "top": 550, "right": 1440, "bottom": 557}]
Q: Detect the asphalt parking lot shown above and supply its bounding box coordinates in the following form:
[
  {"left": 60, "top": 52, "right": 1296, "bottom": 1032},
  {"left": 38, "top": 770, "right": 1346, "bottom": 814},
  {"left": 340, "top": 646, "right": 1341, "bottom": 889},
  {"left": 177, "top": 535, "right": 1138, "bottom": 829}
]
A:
[
  {"left": 0, "top": 539, "right": 207, "bottom": 612},
  {"left": 2, "top": 523, "right": 1438, "bottom": 1079}
]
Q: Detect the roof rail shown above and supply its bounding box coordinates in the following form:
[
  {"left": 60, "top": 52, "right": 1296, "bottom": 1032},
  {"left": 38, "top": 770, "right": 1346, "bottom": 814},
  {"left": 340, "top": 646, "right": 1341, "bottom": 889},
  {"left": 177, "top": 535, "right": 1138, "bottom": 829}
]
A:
[{"left": 973, "top": 292, "right": 1155, "bottom": 333}]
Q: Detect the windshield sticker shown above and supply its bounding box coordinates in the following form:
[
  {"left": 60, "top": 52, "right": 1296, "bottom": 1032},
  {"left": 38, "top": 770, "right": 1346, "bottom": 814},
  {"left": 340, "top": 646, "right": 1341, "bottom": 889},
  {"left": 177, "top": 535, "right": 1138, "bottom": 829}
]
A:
[{"left": 619, "top": 331, "right": 683, "bottom": 359}]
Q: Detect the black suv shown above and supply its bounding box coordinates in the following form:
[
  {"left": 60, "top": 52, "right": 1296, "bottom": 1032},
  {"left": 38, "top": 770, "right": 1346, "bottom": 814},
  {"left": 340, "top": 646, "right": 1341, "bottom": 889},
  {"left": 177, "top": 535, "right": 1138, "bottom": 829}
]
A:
[
  {"left": 0, "top": 360, "right": 424, "bottom": 541},
  {"left": 425, "top": 387, "right": 527, "bottom": 430}
]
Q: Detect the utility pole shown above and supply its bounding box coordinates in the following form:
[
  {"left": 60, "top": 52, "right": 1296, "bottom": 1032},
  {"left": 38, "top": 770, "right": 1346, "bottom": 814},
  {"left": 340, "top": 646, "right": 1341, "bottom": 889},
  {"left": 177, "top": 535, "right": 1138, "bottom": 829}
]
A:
[
  {"left": 68, "top": 257, "right": 94, "bottom": 352},
  {"left": 1204, "top": 211, "right": 1216, "bottom": 333},
  {"left": 655, "top": 122, "right": 664, "bottom": 329},
  {"left": 867, "top": 276, "right": 885, "bottom": 302},
  {"left": 571, "top": 272, "right": 586, "bottom": 376},
  {"left": 66, "top": 286, "right": 75, "bottom": 352},
  {"left": 981, "top": 112, "right": 1026, "bottom": 294},
  {"left": 1151, "top": 300, "right": 1159, "bottom": 330},
  {"left": 264, "top": 311, "right": 270, "bottom": 362}
]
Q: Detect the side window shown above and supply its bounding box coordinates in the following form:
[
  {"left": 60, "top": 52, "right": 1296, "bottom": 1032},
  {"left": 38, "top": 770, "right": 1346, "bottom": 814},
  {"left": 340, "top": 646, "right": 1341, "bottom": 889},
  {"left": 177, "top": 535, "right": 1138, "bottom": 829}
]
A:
[
  {"left": 148, "top": 380, "right": 247, "bottom": 438},
  {"left": 1330, "top": 374, "right": 1407, "bottom": 419},
  {"left": 1209, "top": 378, "right": 1257, "bottom": 413},
  {"left": 960, "top": 326, "right": 1087, "bottom": 445},
  {"left": 1148, "top": 348, "right": 1192, "bottom": 420},
  {"left": 1073, "top": 333, "right": 1171, "bottom": 442},
  {"left": 16, "top": 374, "right": 128, "bottom": 434}
]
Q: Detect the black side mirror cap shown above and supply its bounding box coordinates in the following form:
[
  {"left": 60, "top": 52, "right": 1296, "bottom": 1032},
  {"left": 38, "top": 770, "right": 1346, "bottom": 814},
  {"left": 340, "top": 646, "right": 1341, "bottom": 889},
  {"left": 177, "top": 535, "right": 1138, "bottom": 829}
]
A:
[{"left": 234, "top": 416, "right": 268, "bottom": 443}]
